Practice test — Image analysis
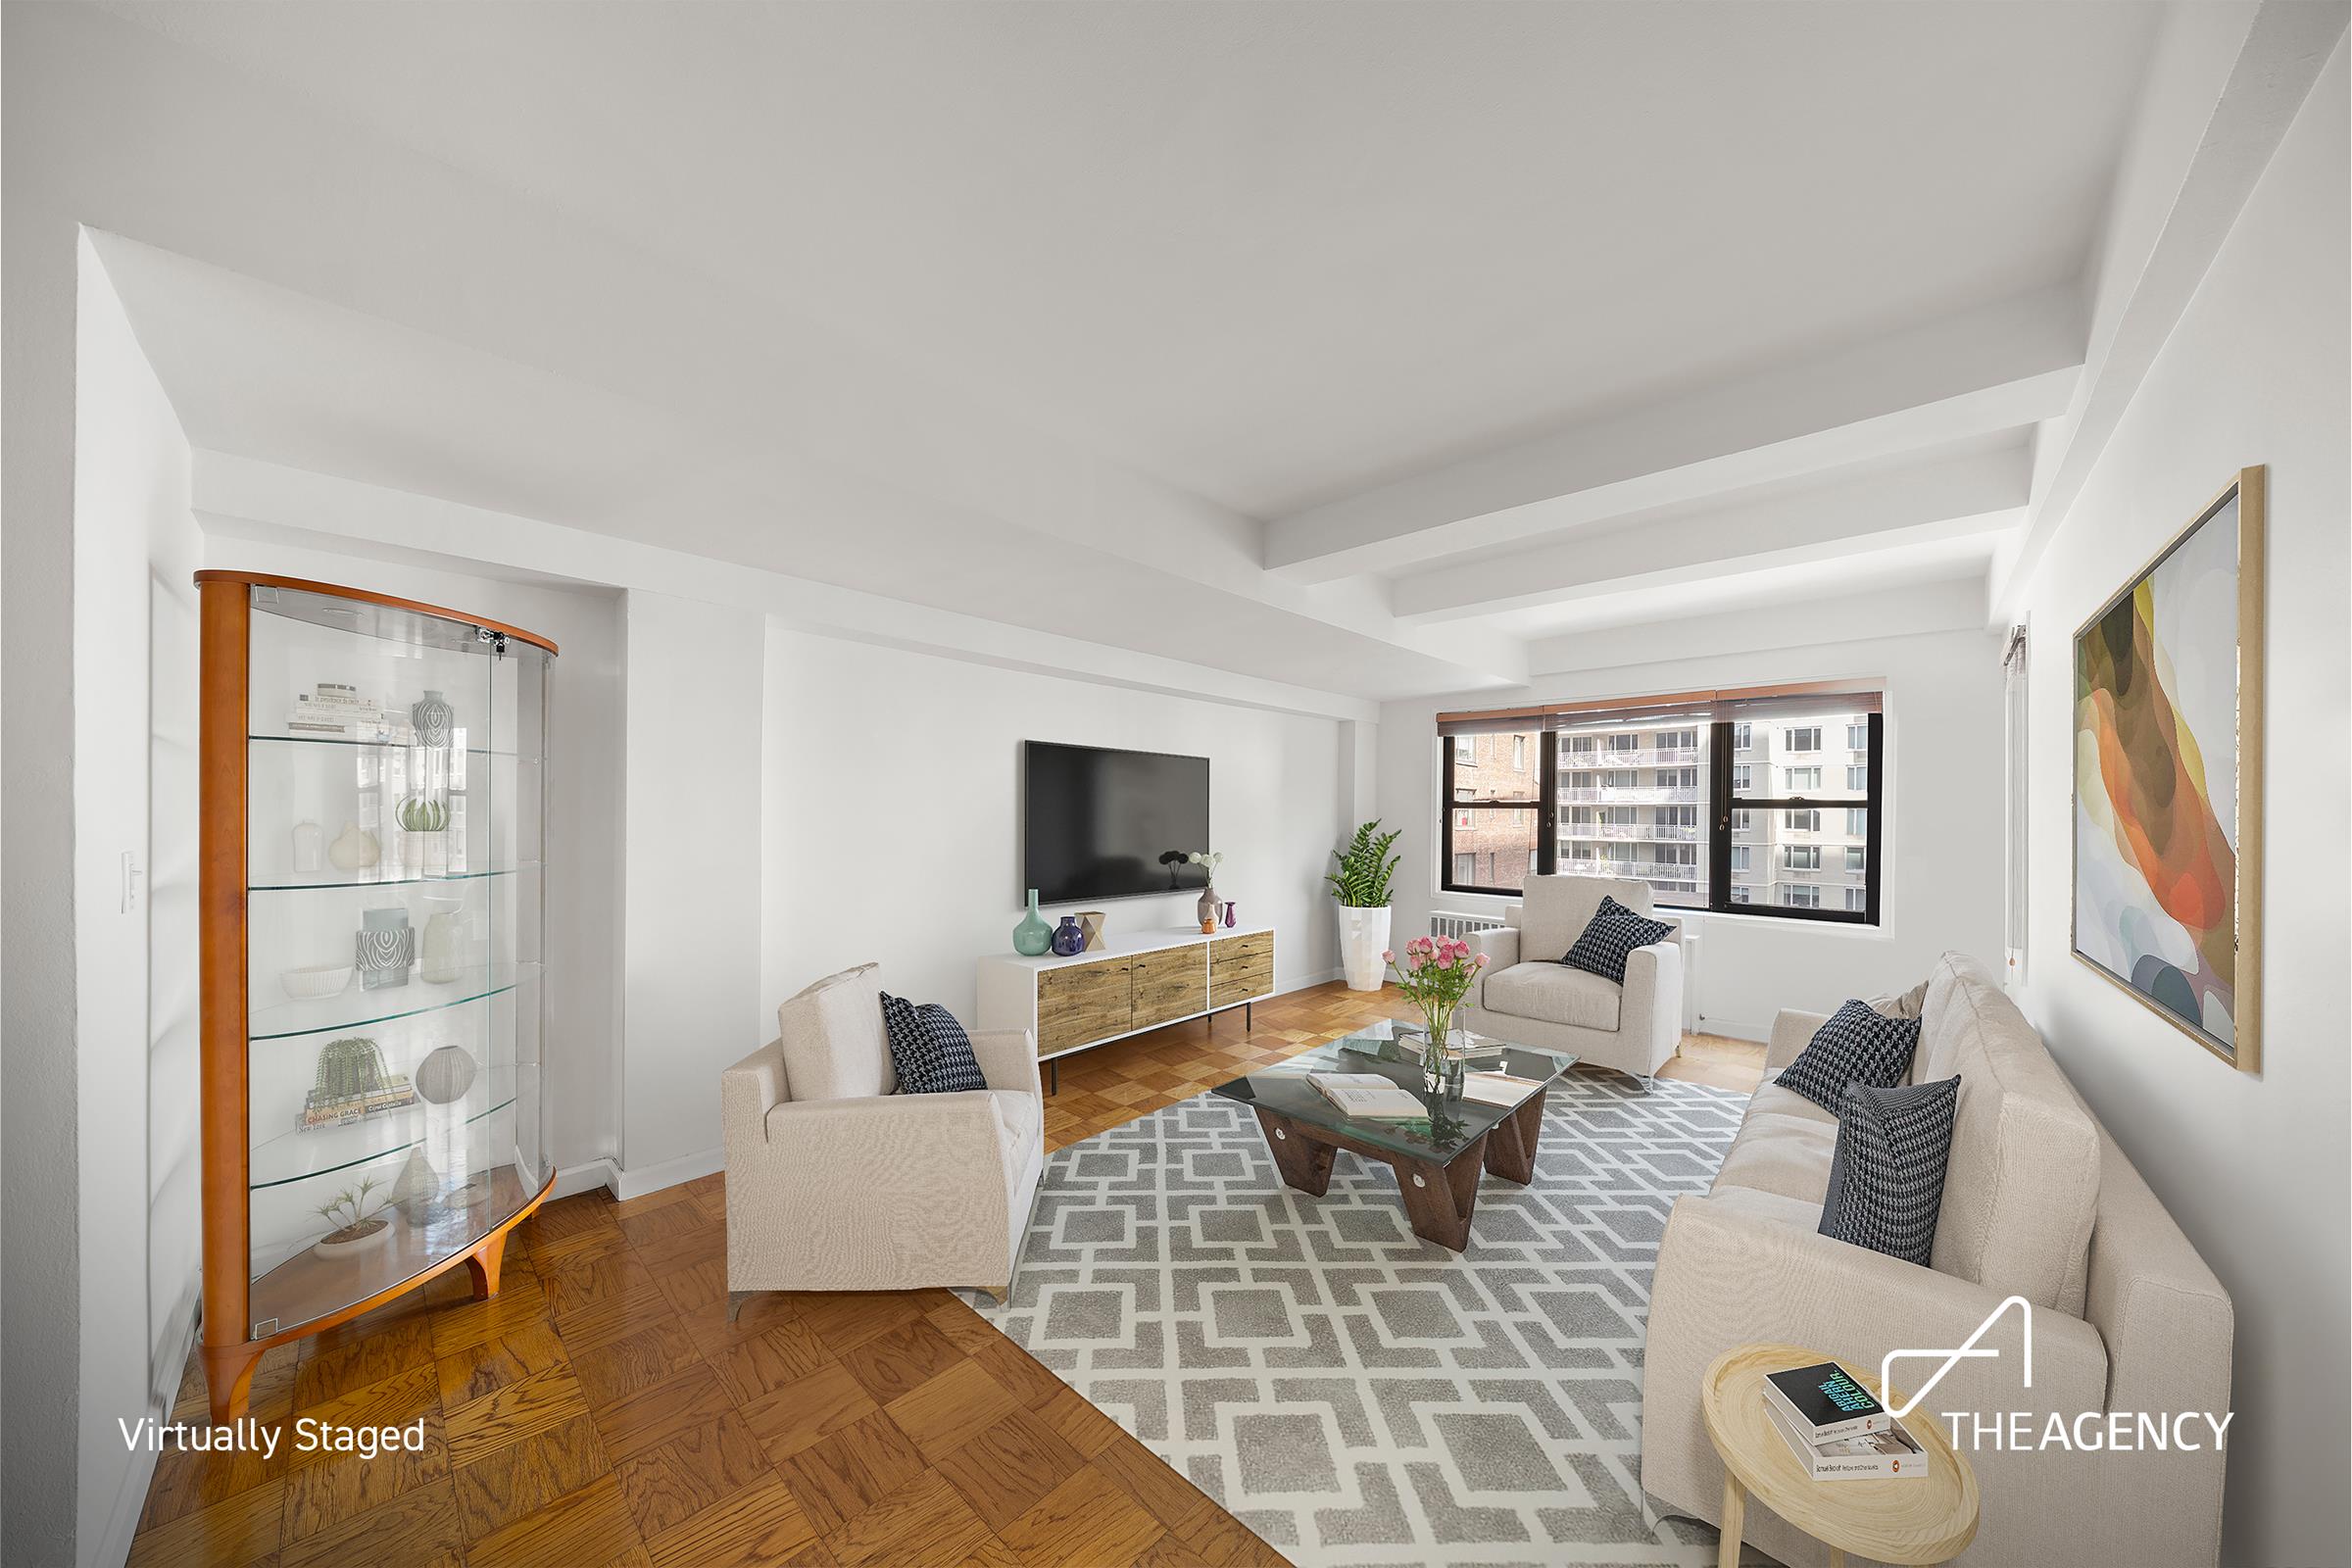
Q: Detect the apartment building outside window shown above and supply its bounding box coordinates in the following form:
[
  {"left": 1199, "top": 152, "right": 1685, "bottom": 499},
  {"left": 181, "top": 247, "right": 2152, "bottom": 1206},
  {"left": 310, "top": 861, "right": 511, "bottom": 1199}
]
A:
[{"left": 1437, "top": 689, "right": 1882, "bottom": 921}]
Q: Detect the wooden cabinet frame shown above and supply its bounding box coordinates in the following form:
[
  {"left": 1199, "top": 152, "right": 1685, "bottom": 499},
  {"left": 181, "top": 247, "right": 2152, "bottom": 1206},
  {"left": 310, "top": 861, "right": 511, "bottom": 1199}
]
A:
[{"left": 978, "top": 924, "right": 1278, "bottom": 1092}]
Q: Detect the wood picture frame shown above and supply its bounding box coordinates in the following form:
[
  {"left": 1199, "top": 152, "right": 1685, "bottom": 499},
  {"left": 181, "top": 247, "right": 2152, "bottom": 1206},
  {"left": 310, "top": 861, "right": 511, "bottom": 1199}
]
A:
[{"left": 2070, "top": 466, "right": 2265, "bottom": 1072}]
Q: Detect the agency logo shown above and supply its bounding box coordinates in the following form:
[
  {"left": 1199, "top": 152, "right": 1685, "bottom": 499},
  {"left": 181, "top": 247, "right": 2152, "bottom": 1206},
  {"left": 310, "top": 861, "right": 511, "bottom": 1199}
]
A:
[{"left": 1886, "top": 1296, "right": 2232, "bottom": 1455}]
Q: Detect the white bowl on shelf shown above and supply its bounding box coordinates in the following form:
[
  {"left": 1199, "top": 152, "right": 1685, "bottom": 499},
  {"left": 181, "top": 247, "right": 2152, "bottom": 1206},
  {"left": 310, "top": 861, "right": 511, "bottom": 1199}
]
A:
[{"left": 280, "top": 963, "right": 355, "bottom": 1001}]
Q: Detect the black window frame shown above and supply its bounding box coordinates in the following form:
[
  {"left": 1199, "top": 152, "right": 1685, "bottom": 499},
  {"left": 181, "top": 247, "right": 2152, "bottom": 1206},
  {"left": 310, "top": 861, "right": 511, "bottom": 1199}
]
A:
[{"left": 1440, "top": 708, "right": 1883, "bottom": 924}]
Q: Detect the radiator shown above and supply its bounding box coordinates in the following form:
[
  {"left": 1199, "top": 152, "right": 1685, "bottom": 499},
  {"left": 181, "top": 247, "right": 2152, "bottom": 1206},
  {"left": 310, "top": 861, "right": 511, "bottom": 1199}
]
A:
[{"left": 1428, "top": 911, "right": 1507, "bottom": 941}]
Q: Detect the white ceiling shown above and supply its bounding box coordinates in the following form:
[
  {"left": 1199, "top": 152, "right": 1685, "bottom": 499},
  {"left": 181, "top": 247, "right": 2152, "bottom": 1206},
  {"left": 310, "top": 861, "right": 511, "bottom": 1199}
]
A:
[{"left": 62, "top": 0, "right": 2203, "bottom": 703}]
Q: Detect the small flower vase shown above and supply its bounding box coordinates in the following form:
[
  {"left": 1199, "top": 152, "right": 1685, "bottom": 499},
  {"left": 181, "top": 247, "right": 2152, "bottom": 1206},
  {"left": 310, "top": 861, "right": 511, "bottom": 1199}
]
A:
[
  {"left": 1196, "top": 885, "right": 1220, "bottom": 928},
  {"left": 1013, "top": 889, "right": 1053, "bottom": 956},
  {"left": 1050, "top": 915, "right": 1086, "bottom": 956},
  {"left": 1223, "top": 901, "right": 1238, "bottom": 929},
  {"left": 1419, "top": 1004, "right": 1455, "bottom": 1093}
]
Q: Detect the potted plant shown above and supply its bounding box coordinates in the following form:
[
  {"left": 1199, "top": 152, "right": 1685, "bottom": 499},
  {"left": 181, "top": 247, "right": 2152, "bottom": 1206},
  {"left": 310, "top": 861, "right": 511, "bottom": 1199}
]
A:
[
  {"left": 311, "top": 1175, "right": 396, "bottom": 1259},
  {"left": 1385, "top": 935, "right": 1490, "bottom": 1089},
  {"left": 1326, "top": 820, "right": 1401, "bottom": 991}
]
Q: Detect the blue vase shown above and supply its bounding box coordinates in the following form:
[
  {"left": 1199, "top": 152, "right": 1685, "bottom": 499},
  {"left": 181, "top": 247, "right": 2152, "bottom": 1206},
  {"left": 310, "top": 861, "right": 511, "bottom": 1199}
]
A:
[
  {"left": 1051, "top": 915, "right": 1086, "bottom": 956},
  {"left": 1013, "top": 890, "right": 1053, "bottom": 956}
]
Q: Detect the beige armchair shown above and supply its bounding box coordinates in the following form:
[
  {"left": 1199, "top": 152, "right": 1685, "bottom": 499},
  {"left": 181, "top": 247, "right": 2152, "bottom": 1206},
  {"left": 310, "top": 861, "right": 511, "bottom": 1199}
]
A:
[
  {"left": 723, "top": 963, "right": 1045, "bottom": 1308},
  {"left": 1457, "top": 874, "right": 1684, "bottom": 1084}
]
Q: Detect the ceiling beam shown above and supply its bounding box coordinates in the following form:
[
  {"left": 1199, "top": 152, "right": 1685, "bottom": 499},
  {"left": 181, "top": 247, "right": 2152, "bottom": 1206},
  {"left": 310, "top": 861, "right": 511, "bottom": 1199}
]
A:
[
  {"left": 1993, "top": 0, "right": 2348, "bottom": 615},
  {"left": 1393, "top": 440, "right": 2029, "bottom": 623},
  {"left": 1263, "top": 285, "right": 2082, "bottom": 583}
]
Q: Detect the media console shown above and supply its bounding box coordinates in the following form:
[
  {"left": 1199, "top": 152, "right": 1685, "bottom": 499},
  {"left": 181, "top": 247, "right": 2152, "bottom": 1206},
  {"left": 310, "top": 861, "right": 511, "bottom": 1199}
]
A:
[{"left": 976, "top": 923, "right": 1275, "bottom": 1092}]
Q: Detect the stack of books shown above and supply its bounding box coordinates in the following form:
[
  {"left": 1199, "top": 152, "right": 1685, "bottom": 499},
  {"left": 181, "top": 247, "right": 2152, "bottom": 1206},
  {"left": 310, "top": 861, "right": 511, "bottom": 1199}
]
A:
[
  {"left": 302, "top": 1076, "right": 420, "bottom": 1129},
  {"left": 1761, "top": 1361, "right": 1928, "bottom": 1481},
  {"left": 287, "top": 682, "right": 415, "bottom": 743}
]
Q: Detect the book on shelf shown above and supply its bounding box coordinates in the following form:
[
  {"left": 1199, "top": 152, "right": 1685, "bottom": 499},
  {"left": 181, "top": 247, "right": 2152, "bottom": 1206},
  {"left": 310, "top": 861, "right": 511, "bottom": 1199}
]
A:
[
  {"left": 301, "top": 1079, "right": 420, "bottom": 1129},
  {"left": 1762, "top": 1361, "right": 1889, "bottom": 1442},
  {"left": 1302, "top": 1071, "right": 1427, "bottom": 1119},
  {"left": 1763, "top": 1396, "right": 1928, "bottom": 1481}
]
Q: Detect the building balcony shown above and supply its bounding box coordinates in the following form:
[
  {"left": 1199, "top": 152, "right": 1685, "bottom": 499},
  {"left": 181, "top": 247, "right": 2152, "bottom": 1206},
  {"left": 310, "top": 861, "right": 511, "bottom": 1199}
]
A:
[
  {"left": 1557, "top": 821, "right": 1701, "bottom": 843},
  {"left": 1558, "top": 786, "right": 1701, "bottom": 806},
  {"left": 1559, "top": 747, "right": 1700, "bottom": 768}
]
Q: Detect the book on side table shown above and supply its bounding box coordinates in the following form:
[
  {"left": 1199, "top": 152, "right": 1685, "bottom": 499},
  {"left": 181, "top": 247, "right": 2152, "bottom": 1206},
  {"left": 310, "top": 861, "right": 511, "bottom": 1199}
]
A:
[
  {"left": 1302, "top": 1071, "right": 1427, "bottom": 1119},
  {"left": 1763, "top": 1361, "right": 1889, "bottom": 1441}
]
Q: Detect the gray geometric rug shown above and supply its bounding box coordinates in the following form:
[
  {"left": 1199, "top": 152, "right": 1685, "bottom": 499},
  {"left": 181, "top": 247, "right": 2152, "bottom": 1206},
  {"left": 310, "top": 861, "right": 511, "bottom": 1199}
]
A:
[{"left": 969, "top": 1068, "right": 1757, "bottom": 1567}]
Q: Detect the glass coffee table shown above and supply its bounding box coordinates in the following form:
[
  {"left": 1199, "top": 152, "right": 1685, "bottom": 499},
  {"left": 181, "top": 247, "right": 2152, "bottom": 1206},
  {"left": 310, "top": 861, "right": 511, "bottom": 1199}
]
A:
[{"left": 1209, "top": 1019, "right": 1577, "bottom": 1250}]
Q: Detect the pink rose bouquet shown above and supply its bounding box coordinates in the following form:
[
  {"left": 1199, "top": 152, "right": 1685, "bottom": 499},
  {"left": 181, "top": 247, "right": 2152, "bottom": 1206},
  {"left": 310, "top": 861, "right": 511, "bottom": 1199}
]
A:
[{"left": 1381, "top": 935, "right": 1489, "bottom": 1075}]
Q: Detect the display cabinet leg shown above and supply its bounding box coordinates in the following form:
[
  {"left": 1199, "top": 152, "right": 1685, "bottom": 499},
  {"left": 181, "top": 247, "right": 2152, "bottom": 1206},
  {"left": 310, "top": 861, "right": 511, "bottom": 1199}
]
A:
[
  {"left": 202, "top": 1340, "right": 265, "bottom": 1425},
  {"left": 465, "top": 1233, "right": 509, "bottom": 1299}
]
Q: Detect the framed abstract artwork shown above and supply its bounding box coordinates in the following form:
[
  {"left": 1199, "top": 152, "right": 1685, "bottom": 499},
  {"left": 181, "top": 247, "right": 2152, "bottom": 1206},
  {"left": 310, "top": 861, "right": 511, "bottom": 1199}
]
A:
[{"left": 2072, "top": 466, "right": 2265, "bottom": 1072}]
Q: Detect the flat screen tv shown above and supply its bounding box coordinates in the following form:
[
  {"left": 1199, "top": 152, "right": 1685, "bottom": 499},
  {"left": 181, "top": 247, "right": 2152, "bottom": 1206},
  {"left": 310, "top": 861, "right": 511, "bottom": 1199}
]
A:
[{"left": 1022, "top": 741, "right": 1209, "bottom": 905}]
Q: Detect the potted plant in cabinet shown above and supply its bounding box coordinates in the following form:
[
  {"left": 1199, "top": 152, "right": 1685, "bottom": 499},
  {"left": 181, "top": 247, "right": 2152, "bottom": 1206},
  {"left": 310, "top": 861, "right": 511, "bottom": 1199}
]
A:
[{"left": 1326, "top": 819, "right": 1401, "bottom": 992}]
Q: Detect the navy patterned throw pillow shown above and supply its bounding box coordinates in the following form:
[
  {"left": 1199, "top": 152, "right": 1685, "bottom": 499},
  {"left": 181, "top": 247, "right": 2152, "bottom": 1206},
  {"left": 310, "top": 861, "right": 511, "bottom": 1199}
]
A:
[
  {"left": 1777, "top": 999, "right": 1923, "bottom": 1112},
  {"left": 1820, "top": 1076, "right": 1962, "bottom": 1267},
  {"left": 879, "top": 993, "right": 988, "bottom": 1095},
  {"left": 1559, "top": 895, "right": 1675, "bottom": 985}
]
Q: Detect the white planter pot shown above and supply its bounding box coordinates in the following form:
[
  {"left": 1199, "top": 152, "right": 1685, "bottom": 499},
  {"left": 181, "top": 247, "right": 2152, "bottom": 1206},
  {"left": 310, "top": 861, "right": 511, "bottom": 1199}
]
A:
[{"left": 1336, "top": 905, "right": 1393, "bottom": 992}]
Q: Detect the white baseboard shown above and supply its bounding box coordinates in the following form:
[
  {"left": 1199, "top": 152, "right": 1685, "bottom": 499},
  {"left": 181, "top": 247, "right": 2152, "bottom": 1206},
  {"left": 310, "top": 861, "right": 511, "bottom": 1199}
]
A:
[
  {"left": 1279, "top": 966, "right": 1344, "bottom": 992},
  {"left": 552, "top": 1157, "right": 621, "bottom": 1201},
  {"left": 101, "top": 1301, "right": 204, "bottom": 1568},
  {"left": 1691, "top": 1016, "right": 1771, "bottom": 1044},
  {"left": 610, "top": 1147, "right": 724, "bottom": 1203}
]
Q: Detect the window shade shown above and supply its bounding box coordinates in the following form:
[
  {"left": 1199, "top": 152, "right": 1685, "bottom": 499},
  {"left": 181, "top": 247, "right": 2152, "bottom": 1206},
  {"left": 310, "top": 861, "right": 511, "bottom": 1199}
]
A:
[{"left": 1436, "top": 680, "right": 1882, "bottom": 734}]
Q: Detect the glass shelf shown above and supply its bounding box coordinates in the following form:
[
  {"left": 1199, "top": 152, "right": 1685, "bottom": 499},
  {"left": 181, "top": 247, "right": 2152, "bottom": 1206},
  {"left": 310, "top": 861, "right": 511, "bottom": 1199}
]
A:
[
  {"left": 249, "top": 960, "right": 538, "bottom": 1041},
  {"left": 250, "top": 1084, "right": 517, "bottom": 1190},
  {"left": 249, "top": 864, "right": 538, "bottom": 893},
  {"left": 249, "top": 732, "right": 534, "bottom": 760}
]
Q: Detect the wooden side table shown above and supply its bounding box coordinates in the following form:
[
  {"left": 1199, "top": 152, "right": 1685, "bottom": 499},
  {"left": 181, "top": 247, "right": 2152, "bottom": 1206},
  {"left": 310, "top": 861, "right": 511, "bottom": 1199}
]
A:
[{"left": 1700, "top": 1343, "right": 1979, "bottom": 1568}]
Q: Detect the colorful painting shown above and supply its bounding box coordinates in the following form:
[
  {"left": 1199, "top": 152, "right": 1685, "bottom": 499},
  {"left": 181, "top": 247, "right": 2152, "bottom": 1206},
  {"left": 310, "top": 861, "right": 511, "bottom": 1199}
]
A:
[{"left": 2073, "top": 470, "right": 2264, "bottom": 1071}]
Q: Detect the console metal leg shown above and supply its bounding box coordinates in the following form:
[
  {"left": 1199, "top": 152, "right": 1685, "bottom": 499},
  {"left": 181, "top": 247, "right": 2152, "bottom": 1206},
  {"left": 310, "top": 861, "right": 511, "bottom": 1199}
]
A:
[
  {"left": 1049, "top": 1059, "right": 1057, "bottom": 1095},
  {"left": 1246, "top": 1001, "right": 1253, "bottom": 1030}
]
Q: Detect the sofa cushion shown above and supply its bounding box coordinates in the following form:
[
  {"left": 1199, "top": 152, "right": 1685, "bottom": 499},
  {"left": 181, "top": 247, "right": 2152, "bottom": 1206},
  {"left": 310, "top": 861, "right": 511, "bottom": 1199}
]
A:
[
  {"left": 1819, "top": 1077, "right": 1963, "bottom": 1269},
  {"left": 1481, "top": 961, "right": 1622, "bottom": 1032},
  {"left": 777, "top": 962, "right": 894, "bottom": 1102},
  {"left": 1561, "top": 897, "right": 1676, "bottom": 985},
  {"left": 991, "top": 1089, "right": 1042, "bottom": 1169},
  {"left": 1919, "top": 954, "right": 2101, "bottom": 1313},
  {"left": 1711, "top": 1112, "right": 1838, "bottom": 1201},
  {"left": 1701, "top": 1184, "right": 1827, "bottom": 1234},
  {"left": 1742, "top": 1081, "right": 1839, "bottom": 1130},
  {"left": 1775, "top": 999, "right": 1922, "bottom": 1112},
  {"left": 880, "top": 993, "right": 988, "bottom": 1095}
]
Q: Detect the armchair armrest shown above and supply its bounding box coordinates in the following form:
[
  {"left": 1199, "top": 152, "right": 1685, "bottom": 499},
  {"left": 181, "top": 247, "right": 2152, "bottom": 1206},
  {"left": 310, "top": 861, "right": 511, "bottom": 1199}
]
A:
[
  {"left": 1619, "top": 939, "right": 1684, "bottom": 1075},
  {"left": 722, "top": 1040, "right": 788, "bottom": 1152},
  {"left": 1648, "top": 1193, "right": 2109, "bottom": 1418},
  {"left": 968, "top": 1028, "right": 1041, "bottom": 1097},
  {"left": 1765, "top": 1007, "right": 1829, "bottom": 1071},
  {"left": 1465, "top": 925, "right": 1519, "bottom": 1008}
]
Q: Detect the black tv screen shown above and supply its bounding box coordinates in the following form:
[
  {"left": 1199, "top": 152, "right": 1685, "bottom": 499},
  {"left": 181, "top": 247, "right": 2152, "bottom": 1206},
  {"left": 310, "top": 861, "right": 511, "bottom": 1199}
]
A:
[{"left": 1023, "top": 741, "right": 1210, "bottom": 905}]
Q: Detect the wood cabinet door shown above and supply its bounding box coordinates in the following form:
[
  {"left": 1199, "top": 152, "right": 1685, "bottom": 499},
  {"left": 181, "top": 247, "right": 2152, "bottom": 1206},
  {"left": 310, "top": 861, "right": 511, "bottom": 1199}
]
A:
[
  {"left": 1132, "top": 945, "right": 1206, "bottom": 1031},
  {"left": 1209, "top": 933, "right": 1274, "bottom": 1008},
  {"left": 1037, "top": 958, "right": 1132, "bottom": 1054}
]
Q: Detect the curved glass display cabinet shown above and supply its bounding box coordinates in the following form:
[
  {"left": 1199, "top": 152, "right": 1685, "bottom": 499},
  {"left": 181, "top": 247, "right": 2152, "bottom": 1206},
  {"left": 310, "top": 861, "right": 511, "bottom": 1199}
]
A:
[{"left": 196, "top": 571, "right": 555, "bottom": 1420}]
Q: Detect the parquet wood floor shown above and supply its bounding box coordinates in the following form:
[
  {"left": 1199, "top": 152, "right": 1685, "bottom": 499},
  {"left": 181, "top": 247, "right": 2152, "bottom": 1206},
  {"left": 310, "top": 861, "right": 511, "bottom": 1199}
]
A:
[{"left": 134, "top": 980, "right": 1760, "bottom": 1568}]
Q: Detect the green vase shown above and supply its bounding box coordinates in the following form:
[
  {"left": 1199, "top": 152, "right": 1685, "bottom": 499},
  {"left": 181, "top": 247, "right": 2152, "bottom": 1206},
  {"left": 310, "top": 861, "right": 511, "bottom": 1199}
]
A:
[{"left": 1013, "top": 889, "right": 1054, "bottom": 956}]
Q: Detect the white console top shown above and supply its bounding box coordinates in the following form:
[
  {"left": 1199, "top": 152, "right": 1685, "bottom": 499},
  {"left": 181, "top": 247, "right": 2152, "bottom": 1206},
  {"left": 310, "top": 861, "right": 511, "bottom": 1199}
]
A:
[{"left": 984, "top": 922, "right": 1274, "bottom": 971}]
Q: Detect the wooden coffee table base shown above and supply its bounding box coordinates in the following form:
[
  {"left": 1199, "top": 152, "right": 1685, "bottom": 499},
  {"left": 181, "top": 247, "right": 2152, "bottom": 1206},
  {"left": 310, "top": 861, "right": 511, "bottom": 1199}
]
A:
[{"left": 1252, "top": 1088, "right": 1549, "bottom": 1251}]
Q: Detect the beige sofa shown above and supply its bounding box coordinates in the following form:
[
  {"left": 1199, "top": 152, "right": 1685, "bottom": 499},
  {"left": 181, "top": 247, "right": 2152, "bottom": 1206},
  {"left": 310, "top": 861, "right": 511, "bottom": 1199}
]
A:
[
  {"left": 721, "top": 963, "right": 1045, "bottom": 1303},
  {"left": 1461, "top": 874, "right": 1684, "bottom": 1083},
  {"left": 1642, "top": 952, "right": 2232, "bottom": 1567}
]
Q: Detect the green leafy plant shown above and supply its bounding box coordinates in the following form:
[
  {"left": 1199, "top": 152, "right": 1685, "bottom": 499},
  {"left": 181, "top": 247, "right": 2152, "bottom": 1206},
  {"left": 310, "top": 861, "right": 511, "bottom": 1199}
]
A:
[
  {"left": 317, "top": 1176, "right": 388, "bottom": 1240},
  {"left": 1325, "top": 819, "right": 1402, "bottom": 907}
]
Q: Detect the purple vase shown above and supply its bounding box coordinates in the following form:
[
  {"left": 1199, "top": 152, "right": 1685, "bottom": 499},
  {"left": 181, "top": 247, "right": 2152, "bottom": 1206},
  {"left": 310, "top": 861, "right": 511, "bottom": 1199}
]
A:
[
  {"left": 1223, "top": 901, "right": 1238, "bottom": 929},
  {"left": 1050, "top": 915, "right": 1086, "bottom": 956}
]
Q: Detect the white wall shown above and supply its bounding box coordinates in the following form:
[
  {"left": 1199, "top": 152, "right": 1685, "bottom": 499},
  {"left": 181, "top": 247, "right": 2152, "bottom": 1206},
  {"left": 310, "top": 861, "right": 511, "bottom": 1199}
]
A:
[
  {"left": 620, "top": 591, "right": 766, "bottom": 1187},
  {"left": 1377, "top": 622, "right": 2006, "bottom": 1037},
  {"left": 2011, "top": 43, "right": 2348, "bottom": 1568},
  {"left": 198, "top": 530, "right": 629, "bottom": 1184},
  {"left": 760, "top": 624, "right": 1345, "bottom": 1025},
  {"left": 68, "top": 233, "right": 205, "bottom": 1568}
]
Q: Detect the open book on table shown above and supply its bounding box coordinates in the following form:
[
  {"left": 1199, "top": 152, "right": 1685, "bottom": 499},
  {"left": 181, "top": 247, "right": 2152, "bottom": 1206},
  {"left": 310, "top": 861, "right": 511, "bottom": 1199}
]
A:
[{"left": 1303, "top": 1071, "right": 1427, "bottom": 1119}]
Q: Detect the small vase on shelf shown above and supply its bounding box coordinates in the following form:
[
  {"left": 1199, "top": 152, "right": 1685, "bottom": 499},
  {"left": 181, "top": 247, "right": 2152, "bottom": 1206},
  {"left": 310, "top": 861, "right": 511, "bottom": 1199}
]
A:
[
  {"left": 1050, "top": 916, "right": 1086, "bottom": 956},
  {"left": 1013, "top": 890, "right": 1053, "bottom": 956},
  {"left": 412, "top": 689, "right": 454, "bottom": 748},
  {"left": 1196, "top": 885, "right": 1219, "bottom": 928},
  {"left": 1223, "top": 901, "right": 1238, "bottom": 929}
]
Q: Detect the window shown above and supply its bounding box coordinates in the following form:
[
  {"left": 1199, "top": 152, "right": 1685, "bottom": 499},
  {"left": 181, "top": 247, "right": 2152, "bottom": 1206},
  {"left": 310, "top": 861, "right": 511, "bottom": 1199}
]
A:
[
  {"left": 1437, "top": 695, "right": 1881, "bottom": 921},
  {"left": 1440, "top": 727, "right": 1544, "bottom": 894}
]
